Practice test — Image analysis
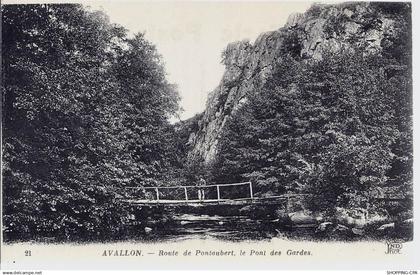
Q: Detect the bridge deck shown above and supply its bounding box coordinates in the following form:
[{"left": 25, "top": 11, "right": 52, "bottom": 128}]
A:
[
  {"left": 117, "top": 181, "right": 311, "bottom": 206},
  {"left": 120, "top": 195, "right": 289, "bottom": 206},
  {"left": 117, "top": 179, "right": 404, "bottom": 207}
]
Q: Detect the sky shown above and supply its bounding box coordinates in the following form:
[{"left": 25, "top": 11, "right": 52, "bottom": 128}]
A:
[{"left": 86, "top": 1, "right": 312, "bottom": 120}]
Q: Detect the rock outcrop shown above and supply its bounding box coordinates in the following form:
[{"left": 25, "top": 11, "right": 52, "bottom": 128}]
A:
[{"left": 187, "top": 2, "right": 405, "bottom": 165}]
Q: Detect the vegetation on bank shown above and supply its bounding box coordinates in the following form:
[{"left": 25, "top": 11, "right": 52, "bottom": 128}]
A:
[{"left": 209, "top": 3, "right": 412, "bottom": 234}]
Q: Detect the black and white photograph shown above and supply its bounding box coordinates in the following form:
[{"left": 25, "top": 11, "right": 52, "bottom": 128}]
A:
[{"left": 0, "top": 0, "right": 417, "bottom": 271}]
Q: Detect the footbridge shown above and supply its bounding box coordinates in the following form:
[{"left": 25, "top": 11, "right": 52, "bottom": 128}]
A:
[{"left": 117, "top": 181, "right": 306, "bottom": 207}]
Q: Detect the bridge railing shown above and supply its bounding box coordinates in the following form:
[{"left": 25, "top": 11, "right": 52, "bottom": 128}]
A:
[{"left": 118, "top": 181, "right": 254, "bottom": 202}]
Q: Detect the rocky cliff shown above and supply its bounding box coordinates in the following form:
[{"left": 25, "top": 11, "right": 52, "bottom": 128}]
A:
[{"left": 187, "top": 2, "right": 406, "bottom": 165}]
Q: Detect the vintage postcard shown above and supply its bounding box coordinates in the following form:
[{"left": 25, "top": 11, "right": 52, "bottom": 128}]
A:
[{"left": 1, "top": 0, "right": 418, "bottom": 271}]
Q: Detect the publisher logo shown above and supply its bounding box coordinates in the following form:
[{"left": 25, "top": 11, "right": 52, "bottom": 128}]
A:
[{"left": 385, "top": 242, "right": 403, "bottom": 254}]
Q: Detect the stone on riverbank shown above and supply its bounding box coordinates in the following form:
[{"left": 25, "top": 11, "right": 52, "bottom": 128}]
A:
[
  {"left": 289, "top": 211, "right": 317, "bottom": 225},
  {"left": 335, "top": 224, "right": 350, "bottom": 232},
  {"left": 366, "top": 210, "right": 390, "bottom": 225},
  {"left": 351, "top": 227, "right": 365, "bottom": 236},
  {"left": 336, "top": 207, "right": 367, "bottom": 228},
  {"left": 315, "top": 222, "right": 334, "bottom": 233},
  {"left": 144, "top": 227, "right": 153, "bottom": 233},
  {"left": 377, "top": 222, "right": 395, "bottom": 231}
]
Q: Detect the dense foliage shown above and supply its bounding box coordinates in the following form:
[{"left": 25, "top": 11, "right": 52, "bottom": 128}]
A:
[
  {"left": 2, "top": 4, "right": 180, "bottom": 241},
  {"left": 211, "top": 3, "right": 412, "bottom": 216}
]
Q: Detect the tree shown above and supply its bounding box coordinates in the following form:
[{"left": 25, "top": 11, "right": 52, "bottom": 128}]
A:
[{"left": 2, "top": 4, "right": 180, "bottom": 241}]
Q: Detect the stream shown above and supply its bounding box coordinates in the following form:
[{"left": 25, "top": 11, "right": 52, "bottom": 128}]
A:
[{"left": 137, "top": 212, "right": 312, "bottom": 242}]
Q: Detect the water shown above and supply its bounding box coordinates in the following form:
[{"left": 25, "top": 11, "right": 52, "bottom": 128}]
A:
[{"left": 140, "top": 213, "right": 290, "bottom": 242}]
